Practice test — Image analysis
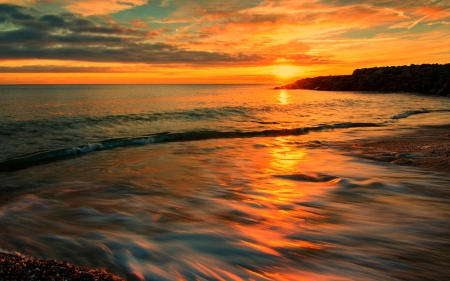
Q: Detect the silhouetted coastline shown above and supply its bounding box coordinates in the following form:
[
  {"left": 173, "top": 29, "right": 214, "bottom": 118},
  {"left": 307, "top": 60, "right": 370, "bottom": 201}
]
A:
[{"left": 276, "top": 63, "right": 450, "bottom": 96}]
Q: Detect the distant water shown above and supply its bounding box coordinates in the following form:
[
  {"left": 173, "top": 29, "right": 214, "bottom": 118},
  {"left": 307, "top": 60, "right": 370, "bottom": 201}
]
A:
[{"left": 1, "top": 85, "right": 450, "bottom": 280}]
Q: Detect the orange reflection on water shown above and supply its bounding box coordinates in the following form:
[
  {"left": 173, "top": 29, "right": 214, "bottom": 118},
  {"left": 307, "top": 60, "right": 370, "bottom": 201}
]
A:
[
  {"left": 268, "top": 137, "right": 308, "bottom": 174},
  {"left": 262, "top": 137, "right": 310, "bottom": 205},
  {"left": 106, "top": 137, "right": 348, "bottom": 281},
  {"left": 278, "top": 90, "right": 291, "bottom": 105},
  {"left": 240, "top": 240, "right": 283, "bottom": 257},
  {"left": 213, "top": 136, "right": 347, "bottom": 280}
]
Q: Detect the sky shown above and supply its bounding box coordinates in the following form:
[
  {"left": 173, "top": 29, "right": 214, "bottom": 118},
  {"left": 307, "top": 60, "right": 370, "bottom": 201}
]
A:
[{"left": 0, "top": 0, "right": 449, "bottom": 84}]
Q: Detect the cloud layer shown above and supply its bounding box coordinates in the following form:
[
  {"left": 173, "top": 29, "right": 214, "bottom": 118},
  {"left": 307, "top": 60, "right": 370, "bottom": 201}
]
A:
[
  {"left": 0, "top": 3, "right": 262, "bottom": 65},
  {"left": 0, "top": 0, "right": 449, "bottom": 82}
]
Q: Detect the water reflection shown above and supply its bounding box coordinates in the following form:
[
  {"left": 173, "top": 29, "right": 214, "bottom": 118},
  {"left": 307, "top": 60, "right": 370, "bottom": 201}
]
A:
[
  {"left": 278, "top": 90, "right": 291, "bottom": 105},
  {"left": 268, "top": 137, "right": 308, "bottom": 174},
  {"left": 1, "top": 137, "right": 450, "bottom": 280}
]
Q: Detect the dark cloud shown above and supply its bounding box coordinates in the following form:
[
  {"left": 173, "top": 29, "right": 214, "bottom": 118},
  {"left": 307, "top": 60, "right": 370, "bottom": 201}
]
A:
[
  {"left": 0, "top": 29, "right": 46, "bottom": 43},
  {"left": 0, "top": 5, "right": 141, "bottom": 35},
  {"left": 317, "top": 0, "right": 449, "bottom": 9},
  {"left": 0, "top": 3, "right": 262, "bottom": 65},
  {"left": 39, "top": 14, "right": 66, "bottom": 26},
  {"left": 317, "top": 0, "right": 396, "bottom": 7},
  {"left": 175, "top": 0, "right": 263, "bottom": 14},
  {"left": 0, "top": 3, "right": 33, "bottom": 17},
  {"left": 0, "top": 65, "right": 114, "bottom": 73},
  {"left": 0, "top": 42, "right": 261, "bottom": 65},
  {"left": 117, "top": 1, "right": 139, "bottom": 7}
]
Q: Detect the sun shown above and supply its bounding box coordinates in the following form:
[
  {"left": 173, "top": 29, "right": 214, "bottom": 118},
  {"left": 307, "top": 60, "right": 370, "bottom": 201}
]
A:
[{"left": 272, "top": 65, "right": 301, "bottom": 79}]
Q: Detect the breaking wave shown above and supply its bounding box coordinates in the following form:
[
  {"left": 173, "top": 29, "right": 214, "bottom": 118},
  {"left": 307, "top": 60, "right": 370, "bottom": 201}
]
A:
[
  {"left": 392, "top": 109, "right": 450, "bottom": 120},
  {"left": 0, "top": 122, "right": 380, "bottom": 172}
]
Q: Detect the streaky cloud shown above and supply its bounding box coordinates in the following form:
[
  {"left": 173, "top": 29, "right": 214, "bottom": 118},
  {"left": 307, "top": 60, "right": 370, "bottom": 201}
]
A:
[{"left": 0, "top": 3, "right": 262, "bottom": 65}]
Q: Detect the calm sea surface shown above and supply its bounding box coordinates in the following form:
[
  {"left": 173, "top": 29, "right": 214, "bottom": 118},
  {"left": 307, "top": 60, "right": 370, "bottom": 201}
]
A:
[{"left": 1, "top": 85, "right": 450, "bottom": 280}]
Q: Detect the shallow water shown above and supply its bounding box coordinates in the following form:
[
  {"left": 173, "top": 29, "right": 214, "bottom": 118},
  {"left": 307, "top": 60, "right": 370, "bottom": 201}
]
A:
[{"left": 1, "top": 85, "right": 450, "bottom": 280}]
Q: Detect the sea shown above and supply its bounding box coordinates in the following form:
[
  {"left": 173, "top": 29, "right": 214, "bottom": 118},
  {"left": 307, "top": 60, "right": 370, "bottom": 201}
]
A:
[{"left": 1, "top": 84, "right": 450, "bottom": 281}]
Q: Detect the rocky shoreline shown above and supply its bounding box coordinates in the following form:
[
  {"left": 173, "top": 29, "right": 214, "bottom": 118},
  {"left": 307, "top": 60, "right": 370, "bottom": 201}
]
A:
[
  {"left": 276, "top": 63, "right": 450, "bottom": 96},
  {"left": 0, "top": 252, "right": 125, "bottom": 281}
]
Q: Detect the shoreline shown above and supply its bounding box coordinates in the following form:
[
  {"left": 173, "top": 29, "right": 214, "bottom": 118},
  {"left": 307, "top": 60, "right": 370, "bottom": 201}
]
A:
[
  {"left": 346, "top": 125, "right": 450, "bottom": 173},
  {"left": 0, "top": 252, "right": 125, "bottom": 281},
  {"left": 1, "top": 127, "right": 448, "bottom": 280}
]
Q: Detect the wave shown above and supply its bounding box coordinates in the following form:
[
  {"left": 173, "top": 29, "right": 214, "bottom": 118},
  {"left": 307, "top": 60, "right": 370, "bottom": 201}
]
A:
[
  {"left": 392, "top": 109, "right": 450, "bottom": 120},
  {"left": 273, "top": 172, "right": 340, "bottom": 183},
  {"left": 0, "top": 106, "right": 252, "bottom": 130},
  {"left": 0, "top": 122, "right": 381, "bottom": 173}
]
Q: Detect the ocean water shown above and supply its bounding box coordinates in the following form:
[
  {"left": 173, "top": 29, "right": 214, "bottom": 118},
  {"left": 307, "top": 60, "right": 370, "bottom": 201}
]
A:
[{"left": 1, "top": 84, "right": 450, "bottom": 280}]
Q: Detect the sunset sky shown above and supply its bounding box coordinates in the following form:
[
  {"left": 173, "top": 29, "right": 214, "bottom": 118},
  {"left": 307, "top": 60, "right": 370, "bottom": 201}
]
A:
[{"left": 0, "top": 0, "right": 449, "bottom": 84}]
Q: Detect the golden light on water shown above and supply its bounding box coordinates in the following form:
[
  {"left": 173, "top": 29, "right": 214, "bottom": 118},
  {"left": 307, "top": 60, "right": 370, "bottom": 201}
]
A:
[
  {"left": 278, "top": 90, "right": 292, "bottom": 105},
  {"left": 225, "top": 136, "right": 347, "bottom": 280},
  {"left": 269, "top": 137, "right": 308, "bottom": 173}
]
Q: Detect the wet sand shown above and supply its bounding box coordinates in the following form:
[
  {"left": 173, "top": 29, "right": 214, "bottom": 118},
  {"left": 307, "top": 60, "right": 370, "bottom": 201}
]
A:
[{"left": 349, "top": 125, "right": 450, "bottom": 173}]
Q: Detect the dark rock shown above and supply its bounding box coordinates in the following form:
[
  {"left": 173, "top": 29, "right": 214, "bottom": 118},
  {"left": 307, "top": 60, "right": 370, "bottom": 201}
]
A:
[
  {"left": 0, "top": 252, "right": 125, "bottom": 281},
  {"left": 276, "top": 63, "right": 450, "bottom": 96}
]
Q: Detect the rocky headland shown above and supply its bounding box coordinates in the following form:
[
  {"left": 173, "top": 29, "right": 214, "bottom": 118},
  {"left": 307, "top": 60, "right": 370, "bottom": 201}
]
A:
[{"left": 276, "top": 63, "right": 450, "bottom": 96}]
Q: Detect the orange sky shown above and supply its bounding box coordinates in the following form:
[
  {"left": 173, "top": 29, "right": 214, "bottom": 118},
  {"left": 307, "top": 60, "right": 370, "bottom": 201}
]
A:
[{"left": 0, "top": 0, "right": 449, "bottom": 84}]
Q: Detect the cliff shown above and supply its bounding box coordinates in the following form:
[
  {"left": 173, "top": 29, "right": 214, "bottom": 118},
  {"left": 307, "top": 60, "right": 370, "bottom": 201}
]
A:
[{"left": 275, "top": 64, "right": 450, "bottom": 96}]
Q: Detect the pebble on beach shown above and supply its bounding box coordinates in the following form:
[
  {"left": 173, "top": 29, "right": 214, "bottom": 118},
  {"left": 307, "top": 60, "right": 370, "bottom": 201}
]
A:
[{"left": 0, "top": 252, "right": 124, "bottom": 281}]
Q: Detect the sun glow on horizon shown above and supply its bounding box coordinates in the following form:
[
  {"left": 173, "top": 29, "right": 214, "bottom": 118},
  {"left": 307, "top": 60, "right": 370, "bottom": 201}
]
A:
[
  {"left": 1, "top": 0, "right": 450, "bottom": 84},
  {"left": 272, "top": 65, "right": 302, "bottom": 80}
]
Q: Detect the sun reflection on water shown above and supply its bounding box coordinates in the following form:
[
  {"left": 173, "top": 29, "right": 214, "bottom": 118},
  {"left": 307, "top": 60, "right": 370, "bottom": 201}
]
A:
[
  {"left": 0, "top": 137, "right": 350, "bottom": 281},
  {"left": 221, "top": 136, "right": 338, "bottom": 280},
  {"left": 268, "top": 137, "right": 308, "bottom": 174},
  {"left": 278, "top": 90, "right": 291, "bottom": 105}
]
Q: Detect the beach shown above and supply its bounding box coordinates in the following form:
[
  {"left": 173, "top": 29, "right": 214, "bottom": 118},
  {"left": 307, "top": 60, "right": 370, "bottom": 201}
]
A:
[
  {"left": 2, "top": 0, "right": 450, "bottom": 279},
  {"left": 1, "top": 85, "right": 450, "bottom": 280},
  {"left": 349, "top": 125, "right": 450, "bottom": 173},
  {"left": 0, "top": 252, "right": 124, "bottom": 281},
  {"left": 2, "top": 124, "right": 450, "bottom": 280}
]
